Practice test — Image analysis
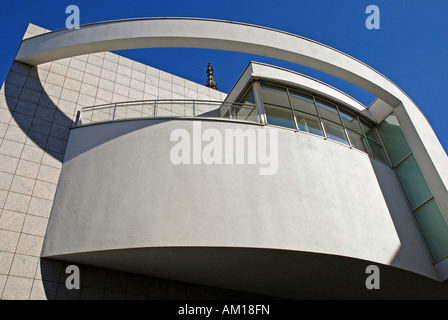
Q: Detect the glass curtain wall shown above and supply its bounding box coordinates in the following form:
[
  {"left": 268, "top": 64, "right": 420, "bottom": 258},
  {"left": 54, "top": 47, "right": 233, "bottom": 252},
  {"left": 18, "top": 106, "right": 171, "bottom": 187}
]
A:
[
  {"left": 378, "top": 113, "right": 448, "bottom": 262},
  {"left": 259, "top": 82, "right": 388, "bottom": 164}
]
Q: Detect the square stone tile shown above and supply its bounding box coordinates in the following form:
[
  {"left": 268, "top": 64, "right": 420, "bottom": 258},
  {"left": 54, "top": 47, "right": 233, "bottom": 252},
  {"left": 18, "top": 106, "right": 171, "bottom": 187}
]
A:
[
  {"left": 9, "top": 175, "right": 36, "bottom": 196},
  {"left": 9, "top": 254, "right": 39, "bottom": 278},
  {"left": 45, "top": 137, "right": 67, "bottom": 154},
  {"left": 5, "top": 71, "right": 27, "bottom": 87},
  {"left": 0, "top": 122, "right": 7, "bottom": 138},
  {"left": 16, "top": 159, "right": 40, "bottom": 179},
  {"left": 41, "top": 152, "right": 62, "bottom": 169},
  {"left": 0, "top": 171, "right": 14, "bottom": 190},
  {"left": 0, "top": 139, "right": 24, "bottom": 158},
  {"left": 0, "top": 274, "right": 6, "bottom": 296},
  {"left": 4, "top": 192, "right": 31, "bottom": 213},
  {"left": 0, "top": 251, "right": 14, "bottom": 274},
  {"left": 2, "top": 275, "right": 33, "bottom": 299},
  {"left": 0, "top": 190, "right": 7, "bottom": 208},
  {"left": 32, "top": 180, "right": 57, "bottom": 200},
  {"left": 37, "top": 165, "right": 60, "bottom": 184},
  {"left": 22, "top": 214, "right": 48, "bottom": 237},
  {"left": 34, "top": 106, "right": 56, "bottom": 122},
  {"left": 49, "top": 63, "right": 68, "bottom": 77},
  {"left": 19, "top": 88, "right": 41, "bottom": 105},
  {"left": 15, "top": 233, "right": 44, "bottom": 256},
  {"left": 27, "top": 196, "right": 53, "bottom": 218},
  {"left": 0, "top": 229, "right": 20, "bottom": 252},
  {"left": 45, "top": 73, "right": 65, "bottom": 88},
  {"left": 10, "top": 113, "right": 33, "bottom": 132},
  {"left": 0, "top": 107, "right": 12, "bottom": 124},
  {"left": 0, "top": 210, "right": 25, "bottom": 232},
  {"left": 13, "top": 100, "right": 37, "bottom": 117},
  {"left": 30, "top": 117, "right": 52, "bottom": 135},
  {"left": 20, "top": 145, "right": 44, "bottom": 164}
]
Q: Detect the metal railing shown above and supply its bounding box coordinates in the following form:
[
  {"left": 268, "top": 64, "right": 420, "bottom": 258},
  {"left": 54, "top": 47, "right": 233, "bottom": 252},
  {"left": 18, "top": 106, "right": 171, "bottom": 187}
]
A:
[{"left": 74, "top": 99, "right": 259, "bottom": 126}]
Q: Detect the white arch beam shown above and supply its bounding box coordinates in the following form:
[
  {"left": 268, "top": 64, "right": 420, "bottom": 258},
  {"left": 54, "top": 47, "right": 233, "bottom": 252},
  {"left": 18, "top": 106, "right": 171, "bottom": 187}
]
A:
[{"left": 15, "top": 17, "right": 448, "bottom": 224}]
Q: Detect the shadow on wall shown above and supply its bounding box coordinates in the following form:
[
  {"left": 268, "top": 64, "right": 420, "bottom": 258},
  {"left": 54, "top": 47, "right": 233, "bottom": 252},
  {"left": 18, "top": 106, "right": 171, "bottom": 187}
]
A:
[{"left": 3, "top": 61, "right": 72, "bottom": 162}]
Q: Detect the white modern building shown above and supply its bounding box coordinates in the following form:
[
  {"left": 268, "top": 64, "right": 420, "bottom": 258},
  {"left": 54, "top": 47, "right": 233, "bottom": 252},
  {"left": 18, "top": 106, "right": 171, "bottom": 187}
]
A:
[{"left": 1, "top": 18, "right": 448, "bottom": 299}]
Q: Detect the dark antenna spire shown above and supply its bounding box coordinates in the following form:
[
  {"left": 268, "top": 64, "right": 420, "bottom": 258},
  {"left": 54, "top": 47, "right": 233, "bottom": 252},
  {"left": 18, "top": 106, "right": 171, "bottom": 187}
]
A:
[{"left": 205, "top": 62, "right": 218, "bottom": 90}]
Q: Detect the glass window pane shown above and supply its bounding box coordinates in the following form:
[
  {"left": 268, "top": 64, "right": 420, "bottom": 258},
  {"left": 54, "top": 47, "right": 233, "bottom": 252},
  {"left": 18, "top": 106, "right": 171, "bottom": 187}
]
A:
[
  {"left": 234, "top": 104, "right": 258, "bottom": 122},
  {"left": 260, "top": 84, "right": 290, "bottom": 108},
  {"left": 377, "top": 113, "right": 412, "bottom": 166},
  {"left": 347, "top": 129, "right": 368, "bottom": 153},
  {"left": 289, "top": 90, "right": 317, "bottom": 115},
  {"left": 316, "top": 99, "right": 342, "bottom": 124},
  {"left": 234, "top": 87, "right": 258, "bottom": 121},
  {"left": 414, "top": 198, "right": 448, "bottom": 262},
  {"left": 265, "top": 104, "right": 295, "bottom": 129},
  {"left": 295, "top": 111, "right": 323, "bottom": 136},
  {"left": 340, "top": 110, "right": 362, "bottom": 133},
  {"left": 367, "top": 139, "right": 389, "bottom": 164},
  {"left": 239, "top": 87, "right": 256, "bottom": 105},
  {"left": 360, "top": 120, "right": 381, "bottom": 143},
  {"left": 395, "top": 154, "right": 433, "bottom": 210},
  {"left": 322, "top": 120, "right": 349, "bottom": 145}
]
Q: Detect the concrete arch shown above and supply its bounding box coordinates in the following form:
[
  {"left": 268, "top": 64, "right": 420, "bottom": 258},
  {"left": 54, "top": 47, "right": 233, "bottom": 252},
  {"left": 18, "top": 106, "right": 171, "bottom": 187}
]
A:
[
  {"left": 17, "top": 18, "right": 400, "bottom": 105},
  {"left": 16, "top": 17, "right": 448, "bottom": 256}
]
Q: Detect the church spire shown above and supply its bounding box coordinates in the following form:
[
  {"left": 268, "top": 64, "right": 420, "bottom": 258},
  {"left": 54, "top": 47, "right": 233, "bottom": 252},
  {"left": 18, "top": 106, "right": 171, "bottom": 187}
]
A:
[{"left": 205, "top": 62, "right": 218, "bottom": 90}]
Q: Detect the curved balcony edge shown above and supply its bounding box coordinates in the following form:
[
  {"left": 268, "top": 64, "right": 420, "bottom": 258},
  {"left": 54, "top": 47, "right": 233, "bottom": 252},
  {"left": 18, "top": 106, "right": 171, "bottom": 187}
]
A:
[{"left": 42, "top": 118, "right": 441, "bottom": 290}]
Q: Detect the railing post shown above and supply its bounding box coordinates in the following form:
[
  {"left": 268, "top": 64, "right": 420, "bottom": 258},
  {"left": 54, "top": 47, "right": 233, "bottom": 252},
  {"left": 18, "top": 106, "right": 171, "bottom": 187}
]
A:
[
  {"left": 228, "top": 103, "right": 232, "bottom": 119},
  {"left": 193, "top": 100, "right": 196, "bottom": 117},
  {"left": 153, "top": 101, "right": 157, "bottom": 117},
  {"left": 74, "top": 110, "right": 81, "bottom": 127},
  {"left": 112, "top": 103, "right": 117, "bottom": 120}
]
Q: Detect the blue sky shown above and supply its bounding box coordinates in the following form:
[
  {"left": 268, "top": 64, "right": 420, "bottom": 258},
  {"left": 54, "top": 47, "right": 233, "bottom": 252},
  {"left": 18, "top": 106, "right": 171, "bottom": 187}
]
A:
[{"left": 1, "top": 0, "right": 447, "bottom": 152}]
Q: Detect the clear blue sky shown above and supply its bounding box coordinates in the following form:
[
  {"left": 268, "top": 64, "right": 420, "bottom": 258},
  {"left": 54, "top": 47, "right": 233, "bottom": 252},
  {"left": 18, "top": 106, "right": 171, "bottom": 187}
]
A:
[{"left": 1, "top": 0, "right": 447, "bottom": 152}]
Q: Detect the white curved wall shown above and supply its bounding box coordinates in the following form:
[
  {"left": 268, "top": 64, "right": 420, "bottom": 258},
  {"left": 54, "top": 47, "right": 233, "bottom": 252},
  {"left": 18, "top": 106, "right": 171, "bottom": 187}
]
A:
[{"left": 42, "top": 119, "right": 438, "bottom": 281}]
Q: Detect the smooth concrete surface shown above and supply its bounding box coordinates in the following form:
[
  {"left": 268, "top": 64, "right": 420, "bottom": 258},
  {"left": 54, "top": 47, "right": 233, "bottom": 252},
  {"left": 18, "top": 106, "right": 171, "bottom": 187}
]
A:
[
  {"left": 41, "top": 119, "right": 441, "bottom": 298},
  {"left": 15, "top": 18, "right": 448, "bottom": 232}
]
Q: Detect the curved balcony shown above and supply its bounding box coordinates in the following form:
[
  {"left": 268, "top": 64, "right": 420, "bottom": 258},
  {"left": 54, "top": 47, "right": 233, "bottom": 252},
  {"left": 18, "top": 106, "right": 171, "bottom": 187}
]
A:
[
  {"left": 74, "top": 99, "right": 260, "bottom": 126},
  {"left": 42, "top": 104, "right": 441, "bottom": 298}
]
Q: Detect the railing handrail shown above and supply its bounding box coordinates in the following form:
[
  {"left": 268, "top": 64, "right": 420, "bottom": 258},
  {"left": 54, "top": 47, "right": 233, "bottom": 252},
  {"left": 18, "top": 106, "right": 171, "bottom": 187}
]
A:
[
  {"left": 75, "top": 99, "right": 259, "bottom": 127},
  {"left": 81, "top": 99, "right": 255, "bottom": 111}
]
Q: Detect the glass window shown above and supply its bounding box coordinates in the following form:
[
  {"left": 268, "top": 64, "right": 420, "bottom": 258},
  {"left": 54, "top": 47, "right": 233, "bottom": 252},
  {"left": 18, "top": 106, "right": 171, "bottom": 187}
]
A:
[
  {"left": 260, "top": 84, "right": 290, "bottom": 108},
  {"left": 235, "top": 87, "right": 258, "bottom": 122},
  {"left": 315, "top": 99, "right": 342, "bottom": 124},
  {"left": 322, "top": 120, "right": 349, "bottom": 145},
  {"left": 239, "top": 87, "right": 256, "bottom": 105},
  {"left": 347, "top": 129, "right": 369, "bottom": 153},
  {"left": 377, "top": 113, "right": 412, "bottom": 166},
  {"left": 395, "top": 154, "right": 433, "bottom": 210},
  {"left": 289, "top": 90, "right": 318, "bottom": 115},
  {"left": 361, "top": 120, "right": 381, "bottom": 144},
  {"left": 234, "top": 104, "right": 258, "bottom": 122},
  {"left": 414, "top": 198, "right": 448, "bottom": 262},
  {"left": 340, "top": 110, "right": 362, "bottom": 133},
  {"left": 295, "top": 111, "right": 323, "bottom": 136},
  {"left": 367, "top": 139, "right": 389, "bottom": 164},
  {"left": 264, "top": 104, "right": 296, "bottom": 129}
]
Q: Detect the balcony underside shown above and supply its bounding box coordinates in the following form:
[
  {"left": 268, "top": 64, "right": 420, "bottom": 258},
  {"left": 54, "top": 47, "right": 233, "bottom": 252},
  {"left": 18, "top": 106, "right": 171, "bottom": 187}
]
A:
[{"left": 45, "top": 246, "right": 448, "bottom": 299}]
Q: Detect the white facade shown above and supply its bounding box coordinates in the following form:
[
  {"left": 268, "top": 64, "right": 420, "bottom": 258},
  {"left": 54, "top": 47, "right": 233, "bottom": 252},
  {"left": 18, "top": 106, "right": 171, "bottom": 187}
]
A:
[{"left": 1, "top": 19, "right": 448, "bottom": 299}]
